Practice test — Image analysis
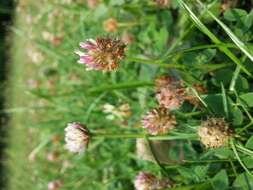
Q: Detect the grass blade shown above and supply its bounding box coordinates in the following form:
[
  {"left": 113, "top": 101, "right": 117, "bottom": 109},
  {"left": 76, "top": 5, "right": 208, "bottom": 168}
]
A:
[
  {"left": 196, "top": 0, "right": 253, "bottom": 62},
  {"left": 177, "top": 0, "right": 252, "bottom": 77},
  {"left": 230, "top": 139, "right": 253, "bottom": 177},
  {"left": 221, "top": 83, "right": 229, "bottom": 118}
]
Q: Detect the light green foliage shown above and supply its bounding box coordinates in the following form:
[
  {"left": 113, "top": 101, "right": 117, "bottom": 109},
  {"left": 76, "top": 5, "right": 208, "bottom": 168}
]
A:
[{"left": 6, "top": 0, "right": 253, "bottom": 189}]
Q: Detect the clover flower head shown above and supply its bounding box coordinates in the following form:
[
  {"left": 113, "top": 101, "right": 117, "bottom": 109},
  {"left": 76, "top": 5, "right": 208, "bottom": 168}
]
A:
[
  {"left": 198, "top": 118, "right": 233, "bottom": 148},
  {"left": 153, "top": 0, "right": 170, "bottom": 7},
  {"left": 87, "top": 0, "right": 100, "bottom": 9},
  {"left": 155, "top": 76, "right": 185, "bottom": 110},
  {"left": 64, "top": 122, "right": 90, "bottom": 153},
  {"left": 75, "top": 37, "right": 126, "bottom": 71},
  {"left": 134, "top": 172, "right": 171, "bottom": 190},
  {"left": 48, "top": 180, "right": 63, "bottom": 190},
  {"left": 142, "top": 107, "right": 176, "bottom": 135},
  {"left": 134, "top": 172, "right": 159, "bottom": 190}
]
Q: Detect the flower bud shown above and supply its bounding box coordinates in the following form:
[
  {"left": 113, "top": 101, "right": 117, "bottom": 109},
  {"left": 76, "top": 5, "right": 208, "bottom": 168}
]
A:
[{"left": 103, "top": 18, "right": 118, "bottom": 33}]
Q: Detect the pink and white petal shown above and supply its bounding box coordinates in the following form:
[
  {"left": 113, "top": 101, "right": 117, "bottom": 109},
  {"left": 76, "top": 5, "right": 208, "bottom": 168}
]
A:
[
  {"left": 78, "top": 55, "right": 93, "bottom": 64},
  {"left": 80, "top": 39, "right": 97, "bottom": 50}
]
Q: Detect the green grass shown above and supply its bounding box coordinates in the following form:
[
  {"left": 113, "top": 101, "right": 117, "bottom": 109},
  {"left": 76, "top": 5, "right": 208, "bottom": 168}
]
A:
[{"left": 6, "top": 0, "right": 253, "bottom": 189}]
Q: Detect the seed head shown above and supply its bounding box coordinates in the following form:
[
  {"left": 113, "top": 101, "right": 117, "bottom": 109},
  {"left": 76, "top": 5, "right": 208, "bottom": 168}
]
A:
[
  {"left": 142, "top": 107, "right": 176, "bottom": 135},
  {"left": 134, "top": 172, "right": 171, "bottom": 190},
  {"left": 76, "top": 37, "right": 126, "bottom": 71},
  {"left": 155, "top": 76, "right": 185, "bottom": 110},
  {"left": 64, "top": 122, "right": 90, "bottom": 153},
  {"left": 198, "top": 118, "right": 233, "bottom": 148},
  {"left": 103, "top": 18, "right": 118, "bottom": 33}
]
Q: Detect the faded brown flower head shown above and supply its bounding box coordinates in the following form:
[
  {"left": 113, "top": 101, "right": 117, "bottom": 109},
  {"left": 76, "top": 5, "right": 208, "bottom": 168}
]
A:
[
  {"left": 198, "top": 118, "right": 233, "bottom": 148},
  {"left": 47, "top": 151, "right": 59, "bottom": 162},
  {"left": 221, "top": 0, "right": 238, "bottom": 12},
  {"left": 142, "top": 107, "right": 176, "bottom": 135},
  {"left": 76, "top": 37, "right": 126, "bottom": 71},
  {"left": 87, "top": 0, "right": 100, "bottom": 9},
  {"left": 48, "top": 180, "right": 63, "bottom": 190},
  {"left": 103, "top": 18, "right": 118, "bottom": 33},
  {"left": 134, "top": 172, "right": 171, "bottom": 190},
  {"left": 155, "top": 76, "right": 185, "bottom": 110},
  {"left": 64, "top": 122, "right": 90, "bottom": 153},
  {"left": 153, "top": 0, "right": 170, "bottom": 7}
]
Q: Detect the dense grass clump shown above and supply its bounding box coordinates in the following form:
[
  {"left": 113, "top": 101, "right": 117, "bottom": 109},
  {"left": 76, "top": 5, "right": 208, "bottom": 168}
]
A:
[{"left": 6, "top": 0, "right": 253, "bottom": 189}]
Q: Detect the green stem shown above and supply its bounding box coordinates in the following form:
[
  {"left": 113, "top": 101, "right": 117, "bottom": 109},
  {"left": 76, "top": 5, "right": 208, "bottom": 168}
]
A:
[
  {"left": 28, "top": 135, "right": 52, "bottom": 160},
  {"left": 230, "top": 139, "right": 253, "bottom": 177},
  {"left": 229, "top": 66, "right": 241, "bottom": 92},
  {"left": 92, "top": 133, "right": 198, "bottom": 141},
  {"left": 118, "top": 22, "right": 139, "bottom": 27},
  {"left": 88, "top": 81, "right": 154, "bottom": 93},
  {"left": 127, "top": 57, "right": 185, "bottom": 69},
  {"left": 174, "top": 111, "right": 204, "bottom": 118},
  {"left": 164, "top": 182, "right": 210, "bottom": 190},
  {"left": 127, "top": 57, "right": 230, "bottom": 71},
  {"left": 237, "top": 122, "right": 253, "bottom": 134},
  {"left": 182, "top": 159, "right": 235, "bottom": 164},
  {"left": 164, "top": 159, "right": 236, "bottom": 169},
  {"left": 177, "top": 0, "right": 252, "bottom": 77},
  {"left": 229, "top": 56, "right": 247, "bottom": 91},
  {"left": 236, "top": 144, "right": 253, "bottom": 156},
  {"left": 163, "top": 43, "right": 238, "bottom": 60}
]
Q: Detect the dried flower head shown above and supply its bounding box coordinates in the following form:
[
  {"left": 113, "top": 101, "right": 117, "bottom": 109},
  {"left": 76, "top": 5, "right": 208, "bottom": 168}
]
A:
[
  {"left": 103, "top": 18, "right": 118, "bottom": 33},
  {"left": 64, "top": 122, "right": 90, "bottom": 153},
  {"left": 48, "top": 180, "right": 63, "bottom": 190},
  {"left": 87, "top": 0, "right": 100, "bottom": 9},
  {"left": 47, "top": 151, "right": 59, "bottom": 162},
  {"left": 134, "top": 172, "right": 171, "bottom": 190},
  {"left": 153, "top": 0, "right": 170, "bottom": 7},
  {"left": 75, "top": 37, "right": 126, "bottom": 71},
  {"left": 221, "top": 0, "right": 238, "bottom": 12},
  {"left": 198, "top": 118, "right": 233, "bottom": 148},
  {"left": 155, "top": 76, "right": 185, "bottom": 110},
  {"left": 142, "top": 107, "right": 176, "bottom": 135}
]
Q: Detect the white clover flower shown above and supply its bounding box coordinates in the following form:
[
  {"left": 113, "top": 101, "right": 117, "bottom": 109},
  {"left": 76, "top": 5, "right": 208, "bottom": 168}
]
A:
[{"left": 64, "top": 122, "right": 89, "bottom": 153}]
